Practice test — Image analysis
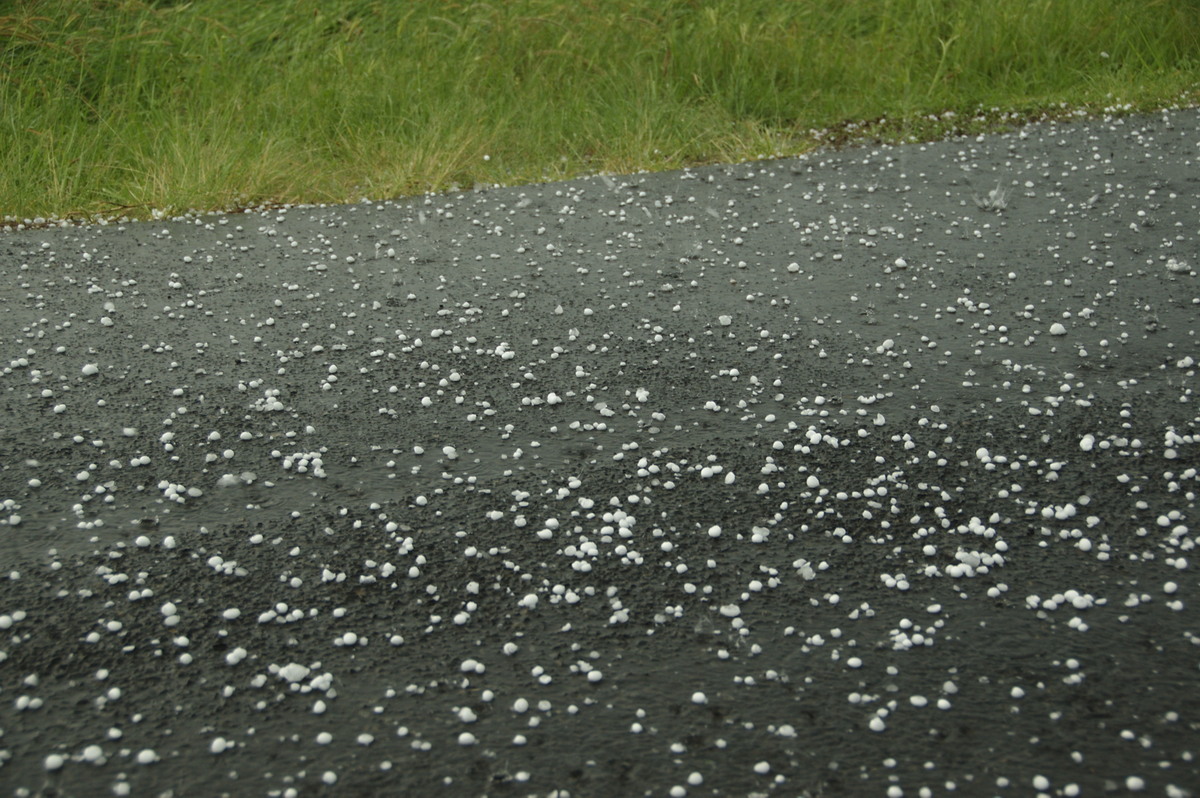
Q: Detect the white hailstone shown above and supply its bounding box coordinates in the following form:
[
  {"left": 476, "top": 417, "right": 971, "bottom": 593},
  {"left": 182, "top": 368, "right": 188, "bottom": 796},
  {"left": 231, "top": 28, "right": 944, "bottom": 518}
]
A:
[
  {"left": 458, "top": 732, "right": 477, "bottom": 746},
  {"left": 44, "top": 753, "right": 65, "bottom": 771},
  {"left": 322, "top": 771, "right": 338, "bottom": 785},
  {"left": 718, "top": 315, "right": 732, "bottom": 326},
  {"left": 1033, "top": 775, "right": 1050, "bottom": 790},
  {"left": 707, "top": 525, "right": 722, "bottom": 538},
  {"left": 1079, "top": 434, "right": 1095, "bottom": 452},
  {"left": 691, "top": 691, "right": 708, "bottom": 705},
  {"left": 806, "top": 475, "right": 820, "bottom": 489},
  {"left": 279, "top": 663, "right": 309, "bottom": 682},
  {"left": 512, "top": 697, "right": 529, "bottom": 713},
  {"left": 753, "top": 761, "right": 771, "bottom": 774},
  {"left": 210, "top": 737, "right": 230, "bottom": 754},
  {"left": 1125, "top": 776, "right": 1145, "bottom": 791},
  {"left": 587, "top": 670, "right": 603, "bottom": 683},
  {"left": 442, "top": 446, "right": 458, "bottom": 459},
  {"left": 1049, "top": 322, "right": 1067, "bottom": 336},
  {"left": 719, "top": 604, "right": 740, "bottom": 617},
  {"left": 868, "top": 717, "right": 886, "bottom": 732},
  {"left": 135, "top": 749, "right": 159, "bottom": 764},
  {"left": 457, "top": 707, "right": 477, "bottom": 723},
  {"left": 81, "top": 363, "right": 99, "bottom": 376},
  {"left": 316, "top": 732, "right": 333, "bottom": 745}
]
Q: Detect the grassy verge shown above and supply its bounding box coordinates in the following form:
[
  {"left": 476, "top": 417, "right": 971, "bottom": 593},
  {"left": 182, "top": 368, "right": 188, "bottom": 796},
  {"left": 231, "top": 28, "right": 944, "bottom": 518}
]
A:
[{"left": 3, "top": 0, "right": 1199, "bottom": 225}]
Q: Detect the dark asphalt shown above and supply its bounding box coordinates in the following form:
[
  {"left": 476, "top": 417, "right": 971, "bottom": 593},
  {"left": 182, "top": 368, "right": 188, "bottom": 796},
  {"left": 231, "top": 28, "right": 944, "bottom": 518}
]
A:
[{"left": 1, "top": 107, "right": 1198, "bottom": 797}]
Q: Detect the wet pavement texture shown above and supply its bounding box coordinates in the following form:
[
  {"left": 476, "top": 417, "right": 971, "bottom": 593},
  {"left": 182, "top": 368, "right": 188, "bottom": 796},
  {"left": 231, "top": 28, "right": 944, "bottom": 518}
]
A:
[{"left": 1, "top": 108, "right": 1198, "bottom": 797}]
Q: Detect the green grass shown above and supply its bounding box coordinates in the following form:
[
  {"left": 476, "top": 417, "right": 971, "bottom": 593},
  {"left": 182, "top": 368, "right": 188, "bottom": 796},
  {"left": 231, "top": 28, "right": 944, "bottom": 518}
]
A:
[{"left": 3, "top": 0, "right": 1199, "bottom": 225}]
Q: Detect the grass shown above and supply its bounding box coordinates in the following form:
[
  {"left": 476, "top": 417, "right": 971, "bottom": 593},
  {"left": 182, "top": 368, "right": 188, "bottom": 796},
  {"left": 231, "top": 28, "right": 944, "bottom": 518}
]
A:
[{"left": 3, "top": 0, "right": 1199, "bottom": 225}]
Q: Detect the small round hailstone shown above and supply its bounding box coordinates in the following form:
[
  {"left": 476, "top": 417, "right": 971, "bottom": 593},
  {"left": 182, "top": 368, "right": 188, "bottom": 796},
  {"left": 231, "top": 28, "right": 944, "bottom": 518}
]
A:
[
  {"left": 1126, "top": 776, "right": 1145, "bottom": 791},
  {"left": 587, "top": 670, "right": 603, "bottom": 683},
  {"left": 316, "top": 732, "right": 332, "bottom": 745},
  {"left": 718, "top": 315, "right": 732, "bottom": 326},
  {"left": 135, "top": 748, "right": 159, "bottom": 764},
  {"left": 44, "top": 753, "right": 65, "bottom": 771},
  {"left": 670, "top": 787, "right": 686, "bottom": 798},
  {"left": 753, "top": 761, "right": 771, "bottom": 774},
  {"left": 691, "top": 691, "right": 708, "bottom": 705},
  {"left": 322, "top": 771, "right": 337, "bottom": 785},
  {"left": 707, "top": 525, "right": 722, "bottom": 538},
  {"left": 1033, "top": 775, "right": 1050, "bottom": 790},
  {"left": 458, "top": 732, "right": 477, "bottom": 746},
  {"left": 869, "top": 717, "right": 886, "bottom": 732},
  {"left": 1049, "top": 322, "right": 1067, "bottom": 336}
]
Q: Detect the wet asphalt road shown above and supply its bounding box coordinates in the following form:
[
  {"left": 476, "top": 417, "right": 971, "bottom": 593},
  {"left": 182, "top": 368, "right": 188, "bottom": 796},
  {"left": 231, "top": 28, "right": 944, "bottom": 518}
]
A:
[{"left": 1, "top": 108, "right": 1199, "bottom": 797}]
